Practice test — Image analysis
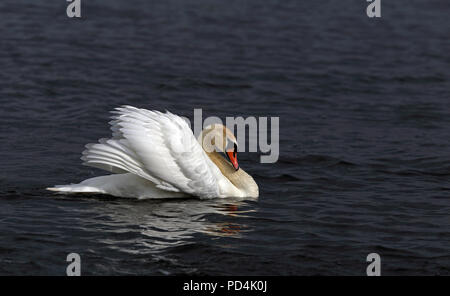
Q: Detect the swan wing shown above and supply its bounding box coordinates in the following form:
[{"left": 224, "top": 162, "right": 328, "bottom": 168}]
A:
[{"left": 81, "top": 106, "right": 222, "bottom": 198}]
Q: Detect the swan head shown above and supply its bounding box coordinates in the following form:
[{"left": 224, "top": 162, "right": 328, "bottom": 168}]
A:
[
  {"left": 198, "top": 124, "right": 259, "bottom": 199},
  {"left": 198, "top": 124, "right": 239, "bottom": 171}
]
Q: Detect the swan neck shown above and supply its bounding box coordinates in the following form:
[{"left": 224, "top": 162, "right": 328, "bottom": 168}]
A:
[{"left": 206, "top": 152, "right": 259, "bottom": 198}]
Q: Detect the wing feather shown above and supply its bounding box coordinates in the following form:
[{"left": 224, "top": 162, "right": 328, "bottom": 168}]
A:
[{"left": 81, "top": 105, "right": 222, "bottom": 197}]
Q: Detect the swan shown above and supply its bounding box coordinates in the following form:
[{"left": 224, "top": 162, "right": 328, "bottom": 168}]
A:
[{"left": 47, "top": 105, "right": 259, "bottom": 200}]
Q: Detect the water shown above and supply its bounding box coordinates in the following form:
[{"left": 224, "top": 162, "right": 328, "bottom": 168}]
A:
[{"left": 0, "top": 0, "right": 449, "bottom": 275}]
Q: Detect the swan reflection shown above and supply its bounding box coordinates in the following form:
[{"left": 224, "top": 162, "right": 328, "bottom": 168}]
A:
[{"left": 85, "top": 198, "right": 256, "bottom": 254}]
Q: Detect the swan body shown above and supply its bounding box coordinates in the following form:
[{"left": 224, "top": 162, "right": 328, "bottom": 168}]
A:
[{"left": 47, "top": 106, "right": 259, "bottom": 200}]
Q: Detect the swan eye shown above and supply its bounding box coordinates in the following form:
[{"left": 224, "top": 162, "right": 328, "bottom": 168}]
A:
[{"left": 220, "top": 150, "right": 229, "bottom": 160}]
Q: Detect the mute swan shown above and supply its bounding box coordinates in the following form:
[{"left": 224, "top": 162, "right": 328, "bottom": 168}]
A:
[{"left": 47, "top": 106, "right": 259, "bottom": 200}]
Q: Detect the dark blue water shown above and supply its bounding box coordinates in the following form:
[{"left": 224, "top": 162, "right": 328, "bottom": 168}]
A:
[{"left": 0, "top": 0, "right": 449, "bottom": 275}]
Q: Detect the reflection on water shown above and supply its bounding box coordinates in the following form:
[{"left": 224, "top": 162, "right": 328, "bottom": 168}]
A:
[{"left": 78, "top": 197, "right": 257, "bottom": 254}]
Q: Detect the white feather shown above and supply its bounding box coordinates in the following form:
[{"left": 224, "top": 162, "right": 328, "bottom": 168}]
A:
[{"left": 49, "top": 105, "right": 227, "bottom": 199}]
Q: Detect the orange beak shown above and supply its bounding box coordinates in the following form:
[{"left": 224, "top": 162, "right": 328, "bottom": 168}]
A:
[{"left": 226, "top": 150, "right": 239, "bottom": 171}]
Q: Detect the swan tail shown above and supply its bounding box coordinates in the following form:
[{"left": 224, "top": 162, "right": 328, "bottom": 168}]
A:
[
  {"left": 46, "top": 173, "right": 188, "bottom": 199},
  {"left": 46, "top": 175, "right": 117, "bottom": 194}
]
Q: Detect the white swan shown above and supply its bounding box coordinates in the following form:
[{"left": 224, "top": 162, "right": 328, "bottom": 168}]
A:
[{"left": 47, "top": 106, "right": 259, "bottom": 200}]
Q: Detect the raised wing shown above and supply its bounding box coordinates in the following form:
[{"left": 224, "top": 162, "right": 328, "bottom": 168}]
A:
[{"left": 81, "top": 106, "right": 222, "bottom": 198}]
